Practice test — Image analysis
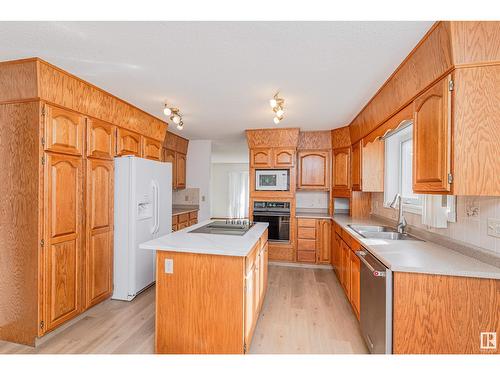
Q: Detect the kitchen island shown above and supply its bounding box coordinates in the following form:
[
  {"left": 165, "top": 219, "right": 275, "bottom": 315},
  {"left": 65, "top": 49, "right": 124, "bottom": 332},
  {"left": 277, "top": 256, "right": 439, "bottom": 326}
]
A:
[{"left": 140, "top": 220, "right": 269, "bottom": 354}]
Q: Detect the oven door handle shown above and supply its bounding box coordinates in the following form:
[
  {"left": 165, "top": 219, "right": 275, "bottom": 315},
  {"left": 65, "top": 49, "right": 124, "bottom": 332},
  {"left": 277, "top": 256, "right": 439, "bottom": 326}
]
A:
[
  {"left": 253, "top": 212, "right": 290, "bottom": 217},
  {"left": 356, "top": 251, "right": 386, "bottom": 277}
]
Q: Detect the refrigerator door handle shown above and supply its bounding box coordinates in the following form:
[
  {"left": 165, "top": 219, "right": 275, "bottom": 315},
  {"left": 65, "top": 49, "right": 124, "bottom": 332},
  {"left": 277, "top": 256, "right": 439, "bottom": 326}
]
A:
[
  {"left": 151, "top": 181, "right": 159, "bottom": 235},
  {"left": 155, "top": 182, "right": 160, "bottom": 234}
]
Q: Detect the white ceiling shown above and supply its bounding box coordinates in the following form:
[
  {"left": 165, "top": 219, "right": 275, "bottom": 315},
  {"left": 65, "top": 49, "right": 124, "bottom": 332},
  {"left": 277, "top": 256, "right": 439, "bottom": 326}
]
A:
[{"left": 0, "top": 21, "right": 433, "bottom": 141}]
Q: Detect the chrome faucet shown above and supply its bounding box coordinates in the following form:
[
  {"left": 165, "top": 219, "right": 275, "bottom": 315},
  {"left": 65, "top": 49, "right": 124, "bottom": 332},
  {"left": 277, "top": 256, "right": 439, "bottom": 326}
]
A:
[{"left": 389, "top": 194, "right": 407, "bottom": 234}]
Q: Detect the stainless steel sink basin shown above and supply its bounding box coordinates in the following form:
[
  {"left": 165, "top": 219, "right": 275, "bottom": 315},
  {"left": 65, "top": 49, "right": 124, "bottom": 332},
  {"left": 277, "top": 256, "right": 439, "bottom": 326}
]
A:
[
  {"left": 348, "top": 225, "right": 396, "bottom": 233},
  {"left": 360, "top": 232, "right": 421, "bottom": 241},
  {"left": 347, "top": 224, "right": 422, "bottom": 241}
]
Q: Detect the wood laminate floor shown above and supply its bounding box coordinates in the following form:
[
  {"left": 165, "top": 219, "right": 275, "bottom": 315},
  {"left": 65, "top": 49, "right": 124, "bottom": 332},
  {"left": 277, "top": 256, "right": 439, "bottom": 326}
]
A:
[{"left": 0, "top": 266, "right": 367, "bottom": 354}]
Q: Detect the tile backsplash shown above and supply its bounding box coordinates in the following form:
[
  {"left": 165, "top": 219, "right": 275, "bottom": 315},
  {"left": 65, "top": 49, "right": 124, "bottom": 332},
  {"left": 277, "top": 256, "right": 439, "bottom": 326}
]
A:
[
  {"left": 296, "top": 191, "right": 329, "bottom": 209},
  {"left": 173, "top": 188, "right": 199, "bottom": 206},
  {"left": 371, "top": 193, "right": 500, "bottom": 256}
]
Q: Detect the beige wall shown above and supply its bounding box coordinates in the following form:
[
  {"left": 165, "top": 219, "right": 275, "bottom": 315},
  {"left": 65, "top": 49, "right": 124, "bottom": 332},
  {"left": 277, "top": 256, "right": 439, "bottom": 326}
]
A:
[{"left": 371, "top": 193, "right": 500, "bottom": 256}]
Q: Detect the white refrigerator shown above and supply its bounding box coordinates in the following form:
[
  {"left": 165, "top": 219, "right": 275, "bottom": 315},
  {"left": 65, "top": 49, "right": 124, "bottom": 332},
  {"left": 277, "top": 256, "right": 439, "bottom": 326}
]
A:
[{"left": 112, "top": 156, "right": 172, "bottom": 301}]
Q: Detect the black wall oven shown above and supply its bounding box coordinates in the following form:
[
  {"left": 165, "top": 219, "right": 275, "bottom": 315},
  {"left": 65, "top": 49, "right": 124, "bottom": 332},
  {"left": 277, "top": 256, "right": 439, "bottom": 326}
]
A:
[{"left": 253, "top": 201, "right": 290, "bottom": 242}]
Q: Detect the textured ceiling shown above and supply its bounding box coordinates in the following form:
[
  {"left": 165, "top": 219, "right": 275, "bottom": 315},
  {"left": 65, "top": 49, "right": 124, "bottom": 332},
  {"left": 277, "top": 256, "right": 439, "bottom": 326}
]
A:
[{"left": 0, "top": 21, "right": 433, "bottom": 141}]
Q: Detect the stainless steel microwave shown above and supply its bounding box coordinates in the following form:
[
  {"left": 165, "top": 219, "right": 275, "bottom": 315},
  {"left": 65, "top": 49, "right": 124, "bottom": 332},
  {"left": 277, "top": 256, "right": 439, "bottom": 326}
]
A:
[{"left": 255, "top": 169, "right": 289, "bottom": 191}]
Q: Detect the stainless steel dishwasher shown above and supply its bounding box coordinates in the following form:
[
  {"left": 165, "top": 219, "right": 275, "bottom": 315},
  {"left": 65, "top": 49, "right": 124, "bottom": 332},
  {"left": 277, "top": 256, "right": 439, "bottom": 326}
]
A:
[{"left": 356, "top": 249, "right": 392, "bottom": 354}]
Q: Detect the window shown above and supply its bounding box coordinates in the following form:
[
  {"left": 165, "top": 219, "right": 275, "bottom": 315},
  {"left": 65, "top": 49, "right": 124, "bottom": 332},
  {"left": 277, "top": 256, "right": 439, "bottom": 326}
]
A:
[{"left": 384, "top": 122, "right": 422, "bottom": 214}]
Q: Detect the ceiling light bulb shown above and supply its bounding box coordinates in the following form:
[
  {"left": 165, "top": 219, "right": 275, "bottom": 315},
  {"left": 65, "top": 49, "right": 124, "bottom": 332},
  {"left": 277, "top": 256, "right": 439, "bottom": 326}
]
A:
[
  {"left": 276, "top": 108, "right": 284, "bottom": 117},
  {"left": 177, "top": 121, "right": 184, "bottom": 130},
  {"left": 163, "top": 106, "right": 172, "bottom": 116},
  {"left": 269, "top": 98, "right": 277, "bottom": 108},
  {"left": 172, "top": 115, "right": 181, "bottom": 124},
  {"left": 273, "top": 116, "right": 280, "bottom": 124}
]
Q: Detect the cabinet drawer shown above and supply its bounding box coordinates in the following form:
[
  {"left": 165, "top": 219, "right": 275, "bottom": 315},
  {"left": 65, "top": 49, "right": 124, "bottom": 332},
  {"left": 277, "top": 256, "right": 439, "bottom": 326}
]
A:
[
  {"left": 297, "top": 239, "right": 316, "bottom": 251},
  {"left": 297, "top": 218, "right": 316, "bottom": 228},
  {"left": 172, "top": 215, "right": 178, "bottom": 225},
  {"left": 189, "top": 211, "right": 198, "bottom": 220},
  {"left": 298, "top": 227, "right": 316, "bottom": 239},
  {"left": 178, "top": 213, "right": 189, "bottom": 224},
  {"left": 172, "top": 224, "right": 178, "bottom": 232},
  {"left": 178, "top": 222, "right": 189, "bottom": 230},
  {"left": 189, "top": 219, "right": 197, "bottom": 226},
  {"left": 297, "top": 250, "right": 316, "bottom": 263}
]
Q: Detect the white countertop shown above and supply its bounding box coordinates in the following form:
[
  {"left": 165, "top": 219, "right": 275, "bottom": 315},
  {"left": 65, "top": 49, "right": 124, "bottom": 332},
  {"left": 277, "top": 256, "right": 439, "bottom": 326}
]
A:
[
  {"left": 333, "top": 214, "right": 500, "bottom": 280},
  {"left": 139, "top": 220, "right": 269, "bottom": 257},
  {"left": 296, "top": 209, "right": 332, "bottom": 219}
]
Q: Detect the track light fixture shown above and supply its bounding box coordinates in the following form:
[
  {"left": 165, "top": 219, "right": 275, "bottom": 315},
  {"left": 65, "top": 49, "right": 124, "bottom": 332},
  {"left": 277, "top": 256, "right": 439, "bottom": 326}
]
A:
[
  {"left": 163, "top": 103, "right": 184, "bottom": 131},
  {"left": 270, "top": 92, "right": 285, "bottom": 124}
]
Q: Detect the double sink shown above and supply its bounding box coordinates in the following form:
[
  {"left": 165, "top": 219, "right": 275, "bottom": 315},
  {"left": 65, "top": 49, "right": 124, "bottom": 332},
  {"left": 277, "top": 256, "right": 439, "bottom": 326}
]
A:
[{"left": 347, "top": 225, "right": 422, "bottom": 241}]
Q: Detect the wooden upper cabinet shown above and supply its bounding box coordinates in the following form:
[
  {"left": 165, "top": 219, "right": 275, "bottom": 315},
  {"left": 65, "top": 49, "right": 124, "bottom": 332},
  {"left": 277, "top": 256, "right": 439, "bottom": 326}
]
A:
[
  {"left": 273, "top": 148, "right": 295, "bottom": 168},
  {"left": 351, "top": 141, "right": 362, "bottom": 191},
  {"left": 116, "top": 128, "right": 142, "bottom": 157},
  {"left": 163, "top": 148, "right": 177, "bottom": 188},
  {"left": 362, "top": 139, "right": 384, "bottom": 192},
  {"left": 142, "top": 137, "right": 162, "bottom": 161},
  {"left": 297, "top": 151, "right": 330, "bottom": 190},
  {"left": 316, "top": 219, "right": 331, "bottom": 264},
  {"left": 86, "top": 118, "right": 115, "bottom": 160},
  {"left": 250, "top": 148, "right": 272, "bottom": 168},
  {"left": 85, "top": 159, "right": 114, "bottom": 309},
  {"left": 413, "top": 75, "right": 452, "bottom": 193},
  {"left": 332, "top": 147, "right": 351, "bottom": 196},
  {"left": 43, "top": 153, "right": 83, "bottom": 332},
  {"left": 176, "top": 153, "right": 187, "bottom": 189},
  {"left": 44, "top": 105, "right": 85, "bottom": 156}
]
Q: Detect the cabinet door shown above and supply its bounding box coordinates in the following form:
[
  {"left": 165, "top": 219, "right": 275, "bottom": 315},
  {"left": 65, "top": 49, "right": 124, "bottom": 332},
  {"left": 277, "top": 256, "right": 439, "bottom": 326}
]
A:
[
  {"left": 262, "top": 241, "right": 268, "bottom": 299},
  {"left": 86, "top": 118, "right": 115, "bottom": 160},
  {"left": 316, "top": 220, "right": 331, "bottom": 264},
  {"left": 351, "top": 141, "right": 362, "bottom": 191},
  {"left": 413, "top": 75, "right": 452, "bottom": 193},
  {"left": 43, "top": 153, "right": 83, "bottom": 332},
  {"left": 244, "top": 265, "right": 255, "bottom": 348},
  {"left": 116, "top": 128, "right": 142, "bottom": 157},
  {"left": 175, "top": 152, "right": 186, "bottom": 189},
  {"left": 297, "top": 151, "right": 330, "bottom": 190},
  {"left": 85, "top": 159, "right": 114, "bottom": 308},
  {"left": 362, "top": 139, "right": 384, "bottom": 192},
  {"left": 332, "top": 147, "right": 351, "bottom": 196},
  {"left": 253, "top": 253, "right": 261, "bottom": 317},
  {"left": 273, "top": 148, "right": 295, "bottom": 168},
  {"left": 44, "top": 105, "right": 84, "bottom": 156},
  {"left": 142, "top": 137, "right": 162, "bottom": 161},
  {"left": 163, "top": 148, "right": 177, "bottom": 189},
  {"left": 350, "top": 250, "right": 360, "bottom": 320},
  {"left": 333, "top": 233, "right": 342, "bottom": 278},
  {"left": 250, "top": 148, "right": 272, "bottom": 168}
]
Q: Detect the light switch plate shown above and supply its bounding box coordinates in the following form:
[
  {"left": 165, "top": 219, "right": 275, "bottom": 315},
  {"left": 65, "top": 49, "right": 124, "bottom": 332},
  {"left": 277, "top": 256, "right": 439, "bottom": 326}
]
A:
[
  {"left": 487, "top": 218, "right": 500, "bottom": 238},
  {"left": 165, "top": 259, "right": 174, "bottom": 274}
]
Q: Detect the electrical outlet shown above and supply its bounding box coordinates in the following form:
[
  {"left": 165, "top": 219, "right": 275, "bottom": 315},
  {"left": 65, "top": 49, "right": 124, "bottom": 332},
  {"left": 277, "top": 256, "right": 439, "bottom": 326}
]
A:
[
  {"left": 201, "top": 195, "right": 205, "bottom": 202},
  {"left": 184, "top": 195, "right": 188, "bottom": 201},
  {"left": 164, "top": 259, "right": 174, "bottom": 274},
  {"left": 487, "top": 218, "right": 500, "bottom": 238}
]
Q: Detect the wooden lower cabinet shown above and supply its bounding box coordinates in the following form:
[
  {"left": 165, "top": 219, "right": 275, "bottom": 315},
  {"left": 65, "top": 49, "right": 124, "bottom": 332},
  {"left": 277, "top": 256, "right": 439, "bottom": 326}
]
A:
[
  {"left": 296, "top": 218, "right": 331, "bottom": 264},
  {"left": 85, "top": 159, "right": 114, "bottom": 308},
  {"left": 172, "top": 211, "right": 198, "bottom": 231},
  {"left": 349, "top": 250, "right": 360, "bottom": 319},
  {"left": 331, "top": 221, "right": 361, "bottom": 321},
  {"left": 155, "top": 231, "right": 268, "bottom": 354},
  {"left": 43, "top": 153, "right": 84, "bottom": 331},
  {"left": 393, "top": 272, "right": 500, "bottom": 354}
]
